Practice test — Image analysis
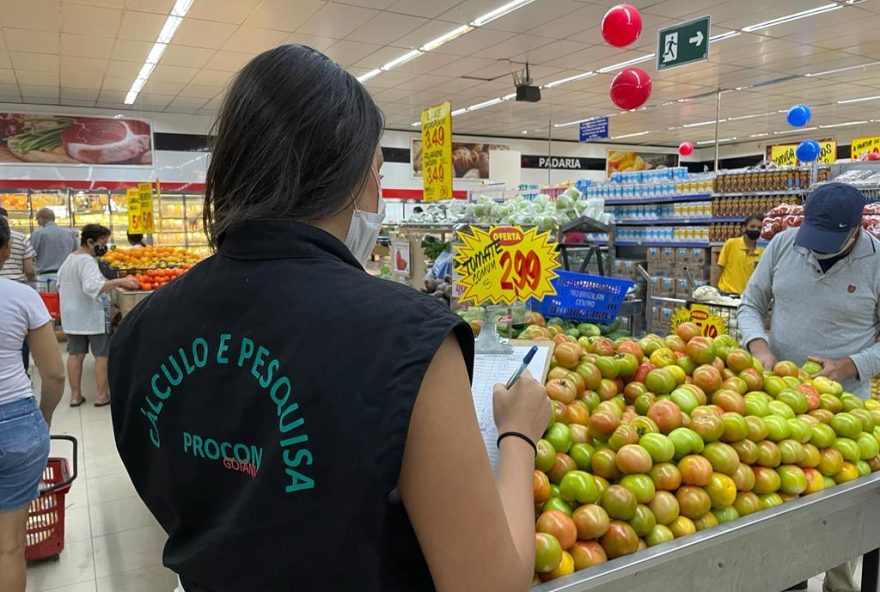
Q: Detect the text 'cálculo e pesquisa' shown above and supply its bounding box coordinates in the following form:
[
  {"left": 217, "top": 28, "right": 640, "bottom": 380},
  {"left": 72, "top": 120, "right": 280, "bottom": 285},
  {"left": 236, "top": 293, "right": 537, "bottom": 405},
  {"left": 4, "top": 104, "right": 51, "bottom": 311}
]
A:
[{"left": 139, "top": 334, "right": 314, "bottom": 493}]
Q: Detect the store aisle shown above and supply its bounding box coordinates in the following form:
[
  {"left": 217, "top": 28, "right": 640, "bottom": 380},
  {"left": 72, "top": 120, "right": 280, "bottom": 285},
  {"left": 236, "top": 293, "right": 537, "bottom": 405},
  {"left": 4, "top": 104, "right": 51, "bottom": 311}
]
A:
[{"left": 25, "top": 348, "right": 176, "bottom": 592}]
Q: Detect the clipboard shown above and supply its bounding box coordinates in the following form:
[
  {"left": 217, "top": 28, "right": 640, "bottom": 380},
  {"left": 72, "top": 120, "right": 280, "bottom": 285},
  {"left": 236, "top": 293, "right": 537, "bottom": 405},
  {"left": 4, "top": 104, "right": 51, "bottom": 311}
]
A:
[{"left": 471, "top": 339, "right": 555, "bottom": 469}]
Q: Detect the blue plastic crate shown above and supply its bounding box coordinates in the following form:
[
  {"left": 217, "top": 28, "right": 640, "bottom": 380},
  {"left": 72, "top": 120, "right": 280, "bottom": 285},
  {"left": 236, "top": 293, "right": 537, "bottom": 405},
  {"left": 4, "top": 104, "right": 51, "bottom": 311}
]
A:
[{"left": 530, "top": 271, "right": 633, "bottom": 324}]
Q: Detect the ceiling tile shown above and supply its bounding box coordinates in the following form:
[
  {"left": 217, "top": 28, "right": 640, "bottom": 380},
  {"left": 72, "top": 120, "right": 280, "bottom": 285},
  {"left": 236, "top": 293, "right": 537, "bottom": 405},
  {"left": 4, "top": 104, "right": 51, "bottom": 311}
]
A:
[
  {"left": 20, "top": 84, "right": 59, "bottom": 98},
  {"left": 348, "top": 12, "right": 428, "bottom": 45},
  {"left": 0, "top": 0, "right": 60, "bottom": 32},
  {"left": 61, "top": 33, "right": 114, "bottom": 59},
  {"left": 297, "top": 3, "right": 380, "bottom": 38},
  {"left": 60, "top": 98, "right": 98, "bottom": 107},
  {"left": 140, "top": 78, "right": 186, "bottom": 95},
  {"left": 479, "top": 35, "right": 556, "bottom": 61},
  {"left": 110, "top": 39, "right": 152, "bottom": 62},
  {"left": 485, "top": 0, "right": 583, "bottom": 34},
  {"left": 65, "top": 0, "right": 123, "bottom": 8},
  {"left": 61, "top": 56, "right": 108, "bottom": 88},
  {"left": 0, "top": 71, "right": 17, "bottom": 85},
  {"left": 177, "top": 83, "right": 223, "bottom": 98},
  {"left": 117, "top": 10, "right": 168, "bottom": 42},
  {"left": 160, "top": 44, "right": 215, "bottom": 68},
  {"left": 0, "top": 55, "right": 12, "bottom": 69},
  {"left": 165, "top": 96, "right": 208, "bottom": 113},
  {"left": 323, "top": 40, "right": 382, "bottom": 67},
  {"left": 203, "top": 51, "right": 252, "bottom": 72},
  {"left": 432, "top": 27, "right": 516, "bottom": 57},
  {"left": 391, "top": 19, "right": 461, "bottom": 50},
  {"left": 62, "top": 4, "right": 122, "bottom": 37},
  {"left": 16, "top": 70, "right": 59, "bottom": 86},
  {"left": 187, "top": 0, "right": 261, "bottom": 24},
  {"left": 131, "top": 92, "right": 176, "bottom": 110},
  {"left": 96, "top": 88, "right": 129, "bottom": 105},
  {"left": 173, "top": 18, "right": 237, "bottom": 49},
  {"left": 284, "top": 34, "right": 336, "bottom": 52},
  {"left": 5, "top": 29, "right": 60, "bottom": 54},
  {"left": 150, "top": 64, "right": 198, "bottom": 83},
  {"left": 97, "top": 75, "right": 133, "bottom": 91},
  {"left": 10, "top": 53, "right": 59, "bottom": 72},
  {"left": 221, "top": 27, "right": 289, "bottom": 54},
  {"left": 60, "top": 87, "right": 100, "bottom": 100},
  {"left": 385, "top": 0, "right": 461, "bottom": 19},
  {"left": 244, "top": 0, "right": 323, "bottom": 31},
  {"left": 104, "top": 60, "right": 141, "bottom": 78},
  {"left": 23, "top": 96, "right": 64, "bottom": 105},
  {"left": 189, "top": 68, "right": 232, "bottom": 86},
  {"left": 351, "top": 45, "right": 405, "bottom": 69},
  {"left": 124, "top": 0, "right": 174, "bottom": 14}
]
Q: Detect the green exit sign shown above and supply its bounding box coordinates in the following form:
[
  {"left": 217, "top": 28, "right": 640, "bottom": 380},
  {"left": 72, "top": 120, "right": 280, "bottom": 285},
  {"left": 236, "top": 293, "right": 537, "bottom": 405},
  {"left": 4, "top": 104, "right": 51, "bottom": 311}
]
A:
[{"left": 657, "top": 16, "right": 711, "bottom": 71}]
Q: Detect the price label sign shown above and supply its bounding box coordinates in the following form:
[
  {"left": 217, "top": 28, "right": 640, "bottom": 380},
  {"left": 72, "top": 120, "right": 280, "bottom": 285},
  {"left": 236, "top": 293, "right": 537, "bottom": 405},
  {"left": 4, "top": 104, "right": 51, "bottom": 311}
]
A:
[
  {"left": 671, "top": 304, "right": 727, "bottom": 338},
  {"left": 454, "top": 225, "right": 560, "bottom": 305},
  {"left": 852, "top": 136, "right": 880, "bottom": 160},
  {"left": 126, "top": 188, "right": 142, "bottom": 233},
  {"left": 769, "top": 141, "right": 836, "bottom": 166},
  {"left": 420, "top": 101, "right": 452, "bottom": 202},
  {"left": 137, "top": 182, "right": 155, "bottom": 233}
]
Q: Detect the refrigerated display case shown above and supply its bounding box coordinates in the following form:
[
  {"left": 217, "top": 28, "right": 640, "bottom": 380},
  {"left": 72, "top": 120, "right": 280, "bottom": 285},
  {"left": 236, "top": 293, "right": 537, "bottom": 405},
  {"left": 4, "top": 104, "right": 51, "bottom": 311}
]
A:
[
  {"left": 70, "top": 190, "right": 110, "bottom": 229},
  {"left": 110, "top": 191, "right": 129, "bottom": 245},
  {"left": 154, "top": 192, "right": 187, "bottom": 248},
  {"left": 0, "top": 192, "right": 31, "bottom": 234},
  {"left": 29, "top": 190, "right": 71, "bottom": 232}
]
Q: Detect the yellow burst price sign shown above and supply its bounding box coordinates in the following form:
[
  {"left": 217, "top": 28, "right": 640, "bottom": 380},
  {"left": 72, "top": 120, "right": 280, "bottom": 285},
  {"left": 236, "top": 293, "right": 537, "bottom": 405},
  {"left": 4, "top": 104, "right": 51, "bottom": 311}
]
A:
[
  {"left": 454, "top": 225, "right": 561, "bottom": 305},
  {"left": 671, "top": 303, "right": 727, "bottom": 337}
]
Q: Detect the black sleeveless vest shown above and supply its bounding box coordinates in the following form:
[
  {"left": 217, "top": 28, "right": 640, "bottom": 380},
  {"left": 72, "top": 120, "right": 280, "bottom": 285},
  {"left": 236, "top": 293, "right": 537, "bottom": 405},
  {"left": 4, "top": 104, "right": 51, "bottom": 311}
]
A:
[{"left": 109, "top": 220, "right": 474, "bottom": 591}]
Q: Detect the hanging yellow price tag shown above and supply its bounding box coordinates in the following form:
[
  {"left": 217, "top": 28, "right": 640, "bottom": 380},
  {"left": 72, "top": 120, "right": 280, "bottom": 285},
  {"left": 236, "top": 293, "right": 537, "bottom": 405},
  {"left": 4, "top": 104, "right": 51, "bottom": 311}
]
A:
[
  {"left": 126, "top": 188, "right": 142, "bottom": 233},
  {"left": 137, "top": 182, "right": 154, "bottom": 233},
  {"left": 454, "top": 225, "right": 560, "bottom": 305},
  {"left": 420, "top": 101, "right": 452, "bottom": 202}
]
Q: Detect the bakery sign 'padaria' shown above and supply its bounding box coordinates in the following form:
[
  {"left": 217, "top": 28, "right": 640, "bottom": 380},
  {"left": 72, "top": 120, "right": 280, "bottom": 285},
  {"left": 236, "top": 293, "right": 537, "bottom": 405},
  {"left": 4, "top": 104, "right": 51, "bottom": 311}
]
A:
[{"left": 520, "top": 154, "right": 605, "bottom": 171}]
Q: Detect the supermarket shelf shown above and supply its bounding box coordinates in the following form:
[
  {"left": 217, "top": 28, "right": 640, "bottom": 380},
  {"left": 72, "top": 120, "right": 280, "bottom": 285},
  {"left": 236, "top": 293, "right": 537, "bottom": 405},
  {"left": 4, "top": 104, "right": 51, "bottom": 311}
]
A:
[
  {"left": 595, "top": 240, "right": 710, "bottom": 248},
  {"left": 713, "top": 190, "right": 806, "bottom": 197},
  {"left": 603, "top": 193, "right": 712, "bottom": 206},
  {"left": 615, "top": 217, "right": 745, "bottom": 226}
]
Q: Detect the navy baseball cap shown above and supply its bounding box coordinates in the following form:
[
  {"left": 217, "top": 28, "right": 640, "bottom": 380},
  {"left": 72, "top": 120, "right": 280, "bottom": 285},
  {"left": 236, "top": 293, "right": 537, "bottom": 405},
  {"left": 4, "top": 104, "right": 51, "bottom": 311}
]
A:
[{"left": 795, "top": 182, "right": 864, "bottom": 253}]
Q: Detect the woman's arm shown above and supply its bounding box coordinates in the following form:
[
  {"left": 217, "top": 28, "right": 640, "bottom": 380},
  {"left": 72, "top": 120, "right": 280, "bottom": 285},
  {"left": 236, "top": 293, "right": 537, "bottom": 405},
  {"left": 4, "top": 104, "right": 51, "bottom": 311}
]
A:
[
  {"left": 399, "top": 334, "right": 550, "bottom": 592},
  {"left": 27, "top": 322, "right": 65, "bottom": 426}
]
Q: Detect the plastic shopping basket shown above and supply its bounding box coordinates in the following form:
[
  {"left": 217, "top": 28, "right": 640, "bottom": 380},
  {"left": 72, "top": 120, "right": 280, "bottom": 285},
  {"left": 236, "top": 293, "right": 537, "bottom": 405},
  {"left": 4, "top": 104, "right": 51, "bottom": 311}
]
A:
[
  {"left": 25, "top": 435, "right": 78, "bottom": 561},
  {"left": 38, "top": 292, "right": 60, "bottom": 320},
  {"left": 529, "top": 270, "right": 634, "bottom": 324}
]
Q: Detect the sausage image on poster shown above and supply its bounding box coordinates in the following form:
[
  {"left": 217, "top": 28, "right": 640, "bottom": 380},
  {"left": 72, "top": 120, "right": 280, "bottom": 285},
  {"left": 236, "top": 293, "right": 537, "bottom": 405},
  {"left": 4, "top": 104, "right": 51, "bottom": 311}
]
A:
[
  {"left": 0, "top": 113, "right": 153, "bottom": 165},
  {"left": 412, "top": 138, "right": 508, "bottom": 179}
]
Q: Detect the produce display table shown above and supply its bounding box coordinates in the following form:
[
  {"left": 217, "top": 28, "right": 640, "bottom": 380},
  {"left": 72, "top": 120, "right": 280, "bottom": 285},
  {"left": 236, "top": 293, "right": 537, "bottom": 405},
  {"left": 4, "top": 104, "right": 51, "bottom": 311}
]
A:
[{"left": 536, "top": 472, "right": 880, "bottom": 592}]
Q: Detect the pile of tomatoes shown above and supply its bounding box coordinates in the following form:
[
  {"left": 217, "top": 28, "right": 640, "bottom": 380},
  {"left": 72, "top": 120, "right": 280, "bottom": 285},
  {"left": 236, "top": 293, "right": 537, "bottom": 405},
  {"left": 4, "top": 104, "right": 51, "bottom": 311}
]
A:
[{"left": 129, "top": 265, "right": 192, "bottom": 291}]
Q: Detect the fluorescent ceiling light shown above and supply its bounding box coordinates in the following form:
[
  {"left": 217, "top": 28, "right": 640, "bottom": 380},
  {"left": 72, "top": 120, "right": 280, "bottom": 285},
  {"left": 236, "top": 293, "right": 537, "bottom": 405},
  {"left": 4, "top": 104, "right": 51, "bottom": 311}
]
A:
[
  {"left": 502, "top": 93, "right": 516, "bottom": 100},
  {"left": 410, "top": 121, "right": 421, "bottom": 127},
  {"left": 697, "top": 137, "right": 737, "bottom": 145},
  {"left": 382, "top": 50, "right": 422, "bottom": 71},
  {"left": 451, "top": 108, "right": 468, "bottom": 116},
  {"left": 124, "top": 0, "right": 194, "bottom": 105},
  {"left": 543, "top": 71, "right": 596, "bottom": 89},
  {"left": 613, "top": 131, "right": 650, "bottom": 139},
  {"left": 471, "top": 0, "right": 535, "bottom": 26},
  {"left": 420, "top": 25, "right": 473, "bottom": 51},
  {"left": 597, "top": 54, "right": 654, "bottom": 74},
  {"left": 683, "top": 119, "right": 726, "bottom": 128},
  {"left": 357, "top": 68, "right": 382, "bottom": 83},
  {"left": 742, "top": 3, "right": 842, "bottom": 32},
  {"left": 710, "top": 31, "right": 741, "bottom": 42},
  {"left": 749, "top": 132, "right": 770, "bottom": 138},
  {"left": 774, "top": 126, "right": 817, "bottom": 135},
  {"left": 806, "top": 62, "right": 880, "bottom": 77},
  {"left": 838, "top": 95, "right": 880, "bottom": 104},
  {"left": 468, "top": 98, "right": 503, "bottom": 111},
  {"left": 727, "top": 112, "right": 776, "bottom": 121},
  {"left": 819, "top": 120, "right": 868, "bottom": 128}
]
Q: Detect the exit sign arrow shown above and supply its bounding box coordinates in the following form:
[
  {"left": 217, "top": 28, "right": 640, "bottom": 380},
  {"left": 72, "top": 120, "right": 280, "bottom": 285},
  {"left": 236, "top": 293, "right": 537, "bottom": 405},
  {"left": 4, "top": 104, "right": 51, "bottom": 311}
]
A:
[{"left": 657, "top": 15, "right": 711, "bottom": 72}]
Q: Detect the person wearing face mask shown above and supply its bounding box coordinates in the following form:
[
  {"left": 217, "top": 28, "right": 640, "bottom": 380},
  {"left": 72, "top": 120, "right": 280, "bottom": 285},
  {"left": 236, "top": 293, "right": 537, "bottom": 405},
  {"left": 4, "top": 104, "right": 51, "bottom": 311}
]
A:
[
  {"left": 57, "top": 224, "right": 138, "bottom": 407},
  {"left": 715, "top": 214, "right": 764, "bottom": 294},
  {"left": 739, "top": 182, "right": 880, "bottom": 592},
  {"left": 107, "top": 45, "right": 550, "bottom": 592}
]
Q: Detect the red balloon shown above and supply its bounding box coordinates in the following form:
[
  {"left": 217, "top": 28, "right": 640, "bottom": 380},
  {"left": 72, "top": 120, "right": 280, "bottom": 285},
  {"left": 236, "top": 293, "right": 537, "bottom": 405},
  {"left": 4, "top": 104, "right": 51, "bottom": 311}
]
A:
[
  {"left": 679, "top": 142, "right": 694, "bottom": 157},
  {"left": 602, "top": 4, "right": 643, "bottom": 48},
  {"left": 609, "top": 68, "right": 652, "bottom": 110}
]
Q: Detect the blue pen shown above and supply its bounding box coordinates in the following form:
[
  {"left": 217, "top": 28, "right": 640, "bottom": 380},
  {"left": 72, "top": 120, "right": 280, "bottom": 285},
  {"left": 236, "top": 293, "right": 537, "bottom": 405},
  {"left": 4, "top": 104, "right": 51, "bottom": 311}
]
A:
[{"left": 505, "top": 346, "right": 539, "bottom": 389}]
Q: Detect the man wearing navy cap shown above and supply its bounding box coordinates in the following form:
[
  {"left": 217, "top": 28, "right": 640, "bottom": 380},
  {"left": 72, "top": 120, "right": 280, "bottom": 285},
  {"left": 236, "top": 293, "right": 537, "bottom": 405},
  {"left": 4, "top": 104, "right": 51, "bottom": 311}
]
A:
[{"left": 739, "top": 182, "right": 879, "bottom": 592}]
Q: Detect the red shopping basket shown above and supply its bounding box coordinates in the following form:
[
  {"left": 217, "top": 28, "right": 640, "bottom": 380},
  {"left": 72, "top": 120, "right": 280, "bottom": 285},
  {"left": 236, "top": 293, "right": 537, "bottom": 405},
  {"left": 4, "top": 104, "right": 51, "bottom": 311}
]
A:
[
  {"left": 25, "top": 436, "right": 78, "bottom": 561},
  {"left": 38, "top": 292, "right": 60, "bottom": 320}
]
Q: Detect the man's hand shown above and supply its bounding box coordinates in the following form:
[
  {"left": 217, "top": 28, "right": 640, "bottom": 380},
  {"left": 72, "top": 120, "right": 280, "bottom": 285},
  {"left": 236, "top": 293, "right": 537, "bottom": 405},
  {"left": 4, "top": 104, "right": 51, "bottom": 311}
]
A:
[
  {"left": 808, "top": 356, "right": 859, "bottom": 382},
  {"left": 748, "top": 339, "right": 777, "bottom": 370}
]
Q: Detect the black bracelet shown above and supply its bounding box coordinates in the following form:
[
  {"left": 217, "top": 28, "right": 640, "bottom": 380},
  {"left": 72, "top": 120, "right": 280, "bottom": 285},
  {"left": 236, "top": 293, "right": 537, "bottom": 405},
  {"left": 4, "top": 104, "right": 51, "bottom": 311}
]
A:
[{"left": 497, "top": 431, "right": 537, "bottom": 456}]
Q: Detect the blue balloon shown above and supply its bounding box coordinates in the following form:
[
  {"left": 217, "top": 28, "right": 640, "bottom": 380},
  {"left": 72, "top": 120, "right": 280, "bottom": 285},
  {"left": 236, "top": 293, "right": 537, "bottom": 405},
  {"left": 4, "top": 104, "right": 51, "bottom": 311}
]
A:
[
  {"left": 796, "top": 140, "right": 820, "bottom": 162},
  {"left": 787, "top": 104, "right": 812, "bottom": 127}
]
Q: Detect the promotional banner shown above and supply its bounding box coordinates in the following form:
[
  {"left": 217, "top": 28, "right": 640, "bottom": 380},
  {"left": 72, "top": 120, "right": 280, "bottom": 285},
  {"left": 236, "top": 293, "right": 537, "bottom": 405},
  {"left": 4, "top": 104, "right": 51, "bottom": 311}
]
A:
[
  {"left": 851, "top": 136, "right": 880, "bottom": 161},
  {"left": 412, "top": 137, "right": 509, "bottom": 180},
  {"left": 768, "top": 140, "right": 836, "bottom": 166},
  {"left": 0, "top": 113, "right": 153, "bottom": 165},
  {"left": 606, "top": 149, "right": 678, "bottom": 177},
  {"left": 419, "top": 102, "right": 453, "bottom": 201},
  {"left": 671, "top": 304, "right": 727, "bottom": 338},
  {"left": 454, "top": 225, "right": 560, "bottom": 305}
]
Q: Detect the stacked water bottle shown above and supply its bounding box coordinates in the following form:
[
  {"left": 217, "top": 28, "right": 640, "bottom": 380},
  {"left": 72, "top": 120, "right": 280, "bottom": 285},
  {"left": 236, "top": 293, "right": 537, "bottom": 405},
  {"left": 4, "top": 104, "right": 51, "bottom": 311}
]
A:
[{"left": 584, "top": 167, "right": 714, "bottom": 200}]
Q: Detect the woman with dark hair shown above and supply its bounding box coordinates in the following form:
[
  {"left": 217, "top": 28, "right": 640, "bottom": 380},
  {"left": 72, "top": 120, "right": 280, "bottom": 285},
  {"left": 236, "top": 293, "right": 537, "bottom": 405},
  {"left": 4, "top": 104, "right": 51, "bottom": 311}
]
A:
[
  {"left": 126, "top": 233, "right": 146, "bottom": 248},
  {"left": 715, "top": 214, "right": 765, "bottom": 294},
  {"left": 0, "top": 215, "right": 65, "bottom": 592},
  {"left": 109, "top": 45, "right": 549, "bottom": 592},
  {"left": 57, "top": 224, "right": 138, "bottom": 407}
]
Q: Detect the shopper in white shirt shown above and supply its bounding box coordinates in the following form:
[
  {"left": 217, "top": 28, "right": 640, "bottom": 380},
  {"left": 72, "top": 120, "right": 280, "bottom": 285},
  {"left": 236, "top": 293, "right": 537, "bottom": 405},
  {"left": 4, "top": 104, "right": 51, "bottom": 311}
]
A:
[
  {"left": 57, "top": 225, "right": 137, "bottom": 407},
  {"left": 0, "top": 215, "right": 65, "bottom": 592}
]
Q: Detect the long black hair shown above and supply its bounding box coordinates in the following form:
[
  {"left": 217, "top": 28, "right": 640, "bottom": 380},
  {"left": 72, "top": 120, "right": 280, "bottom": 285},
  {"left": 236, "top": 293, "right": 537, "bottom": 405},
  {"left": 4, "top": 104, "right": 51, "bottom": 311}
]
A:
[
  {"left": 204, "top": 44, "right": 385, "bottom": 248},
  {"left": 0, "top": 215, "right": 9, "bottom": 251}
]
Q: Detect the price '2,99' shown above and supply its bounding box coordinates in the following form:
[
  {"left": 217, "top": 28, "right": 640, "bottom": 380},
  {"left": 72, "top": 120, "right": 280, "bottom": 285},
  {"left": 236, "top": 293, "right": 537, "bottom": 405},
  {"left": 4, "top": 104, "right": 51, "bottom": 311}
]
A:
[{"left": 499, "top": 249, "right": 541, "bottom": 292}]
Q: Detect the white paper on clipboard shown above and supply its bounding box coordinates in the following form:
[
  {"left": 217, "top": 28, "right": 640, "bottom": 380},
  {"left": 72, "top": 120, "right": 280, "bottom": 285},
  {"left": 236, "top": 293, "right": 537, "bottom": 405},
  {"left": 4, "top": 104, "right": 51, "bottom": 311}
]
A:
[{"left": 471, "top": 342, "right": 552, "bottom": 470}]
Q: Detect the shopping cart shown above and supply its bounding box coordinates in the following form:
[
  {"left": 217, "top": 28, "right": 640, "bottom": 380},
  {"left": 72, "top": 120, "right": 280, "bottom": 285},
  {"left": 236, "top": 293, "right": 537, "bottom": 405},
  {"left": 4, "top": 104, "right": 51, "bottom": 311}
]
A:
[{"left": 25, "top": 435, "right": 78, "bottom": 561}]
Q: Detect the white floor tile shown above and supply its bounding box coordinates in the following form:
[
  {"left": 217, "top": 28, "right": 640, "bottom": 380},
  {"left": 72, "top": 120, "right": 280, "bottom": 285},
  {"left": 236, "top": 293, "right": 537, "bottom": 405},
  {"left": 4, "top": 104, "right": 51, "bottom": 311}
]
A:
[
  {"left": 91, "top": 524, "right": 167, "bottom": 579},
  {"left": 85, "top": 473, "right": 138, "bottom": 506},
  {"left": 95, "top": 564, "right": 176, "bottom": 592},
  {"left": 89, "top": 496, "right": 161, "bottom": 538},
  {"left": 38, "top": 581, "right": 97, "bottom": 592},
  {"left": 25, "top": 538, "right": 95, "bottom": 591}
]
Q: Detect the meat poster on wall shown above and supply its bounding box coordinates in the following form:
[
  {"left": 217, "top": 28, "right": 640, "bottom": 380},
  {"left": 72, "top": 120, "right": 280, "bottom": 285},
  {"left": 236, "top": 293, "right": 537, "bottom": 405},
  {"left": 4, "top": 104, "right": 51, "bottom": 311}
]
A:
[
  {"left": 412, "top": 138, "right": 508, "bottom": 179},
  {"left": 0, "top": 113, "right": 153, "bottom": 166}
]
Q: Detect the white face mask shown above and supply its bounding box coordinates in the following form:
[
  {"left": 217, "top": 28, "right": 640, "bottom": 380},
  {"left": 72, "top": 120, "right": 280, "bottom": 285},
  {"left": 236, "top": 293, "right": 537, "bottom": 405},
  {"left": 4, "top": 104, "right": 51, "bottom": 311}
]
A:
[
  {"left": 344, "top": 168, "right": 385, "bottom": 265},
  {"left": 813, "top": 231, "right": 857, "bottom": 260}
]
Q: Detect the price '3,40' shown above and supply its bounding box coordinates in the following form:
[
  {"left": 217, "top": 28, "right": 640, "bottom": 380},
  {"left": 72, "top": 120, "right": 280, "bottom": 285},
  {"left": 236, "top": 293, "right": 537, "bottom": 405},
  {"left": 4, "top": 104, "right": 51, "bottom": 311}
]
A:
[
  {"left": 424, "top": 125, "right": 445, "bottom": 150},
  {"left": 500, "top": 249, "right": 541, "bottom": 291}
]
